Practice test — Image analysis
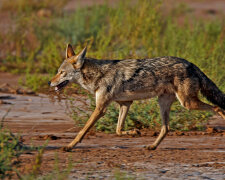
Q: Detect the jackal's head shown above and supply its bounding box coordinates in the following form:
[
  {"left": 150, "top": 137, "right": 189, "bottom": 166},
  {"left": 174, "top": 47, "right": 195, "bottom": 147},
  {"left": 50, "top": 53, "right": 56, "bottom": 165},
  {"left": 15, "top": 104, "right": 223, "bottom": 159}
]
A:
[{"left": 48, "top": 44, "right": 87, "bottom": 92}]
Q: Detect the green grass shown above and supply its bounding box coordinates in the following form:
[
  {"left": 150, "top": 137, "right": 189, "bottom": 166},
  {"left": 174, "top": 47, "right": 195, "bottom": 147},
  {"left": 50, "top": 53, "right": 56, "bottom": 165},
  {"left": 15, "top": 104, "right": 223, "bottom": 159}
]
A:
[{"left": 0, "top": 0, "right": 224, "bottom": 131}]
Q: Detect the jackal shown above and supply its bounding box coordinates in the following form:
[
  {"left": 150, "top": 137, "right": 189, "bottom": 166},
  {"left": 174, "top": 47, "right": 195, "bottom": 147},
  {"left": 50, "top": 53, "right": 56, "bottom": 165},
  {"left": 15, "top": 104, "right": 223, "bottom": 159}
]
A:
[{"left": 49, "top": 44, "right": 225, "bottom": 151}]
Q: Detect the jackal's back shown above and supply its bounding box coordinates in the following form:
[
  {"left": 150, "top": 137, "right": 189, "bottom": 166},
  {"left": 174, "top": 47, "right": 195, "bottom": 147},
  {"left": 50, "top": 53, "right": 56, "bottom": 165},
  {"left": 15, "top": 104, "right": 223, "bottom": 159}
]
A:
[
  {"left": 77, "top": 56, "right": 224, "bottom": 107},
  {"left": 80, "top": 56, "right": 197, "bottom": 100}
]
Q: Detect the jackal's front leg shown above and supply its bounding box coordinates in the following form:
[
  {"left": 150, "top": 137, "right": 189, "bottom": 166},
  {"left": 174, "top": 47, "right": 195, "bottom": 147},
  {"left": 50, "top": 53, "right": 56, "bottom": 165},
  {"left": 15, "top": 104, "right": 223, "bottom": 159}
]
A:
[
  {"left": 62, "top": 97, "right": 109, "bottom": 151},
  {"left": 116, "top": 101, "right": 140, "bottom": 136}
]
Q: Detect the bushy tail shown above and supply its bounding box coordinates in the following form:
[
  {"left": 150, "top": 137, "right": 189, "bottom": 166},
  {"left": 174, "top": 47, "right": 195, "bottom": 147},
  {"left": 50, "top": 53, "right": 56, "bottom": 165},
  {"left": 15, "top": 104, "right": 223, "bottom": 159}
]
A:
[{"left": 194, "top": 66, "right": 225, "bottom": 110}]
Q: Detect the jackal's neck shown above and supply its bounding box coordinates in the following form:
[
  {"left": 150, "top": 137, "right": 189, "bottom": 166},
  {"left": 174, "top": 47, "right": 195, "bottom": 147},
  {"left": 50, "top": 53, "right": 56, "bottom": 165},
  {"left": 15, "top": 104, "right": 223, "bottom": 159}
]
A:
[{"left": 76, "top": 59, "right": 105, "bottom": 93}]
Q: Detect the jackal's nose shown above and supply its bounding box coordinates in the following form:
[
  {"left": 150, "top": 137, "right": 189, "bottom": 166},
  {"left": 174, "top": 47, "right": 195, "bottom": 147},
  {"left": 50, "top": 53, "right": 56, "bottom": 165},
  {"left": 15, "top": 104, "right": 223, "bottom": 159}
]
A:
[{"left": 48, "top": 81, "right": 51, "bottom": 86}]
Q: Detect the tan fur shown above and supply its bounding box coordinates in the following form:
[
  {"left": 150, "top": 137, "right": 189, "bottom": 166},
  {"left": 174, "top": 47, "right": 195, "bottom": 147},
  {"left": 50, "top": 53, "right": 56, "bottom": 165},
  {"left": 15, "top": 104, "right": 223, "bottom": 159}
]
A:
[{"left": 51, "top": 73, "right": 61, "bottom": 84}]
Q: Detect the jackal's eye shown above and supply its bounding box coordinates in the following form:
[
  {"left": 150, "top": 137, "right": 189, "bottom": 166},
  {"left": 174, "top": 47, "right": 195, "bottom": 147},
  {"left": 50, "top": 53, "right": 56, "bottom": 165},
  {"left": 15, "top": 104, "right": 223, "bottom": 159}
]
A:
[{"left": 60, "top": 71, "right": 67, "bottom": 77}]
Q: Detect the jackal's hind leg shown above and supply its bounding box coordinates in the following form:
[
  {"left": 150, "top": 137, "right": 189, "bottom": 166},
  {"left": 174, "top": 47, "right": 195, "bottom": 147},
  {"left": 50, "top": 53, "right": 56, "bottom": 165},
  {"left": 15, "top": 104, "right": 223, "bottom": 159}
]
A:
[
  {"left": 176, "top": 93, "right": 225, "bottom": 119},
  {"left": 116, "top": 101, "right": 140, "bottom": 136},
  {"left": 194, "top": 102, "right": 225, "bottom": 119},
  {"left": 146, "top": 94, "right": 175, "bottom": 150}
]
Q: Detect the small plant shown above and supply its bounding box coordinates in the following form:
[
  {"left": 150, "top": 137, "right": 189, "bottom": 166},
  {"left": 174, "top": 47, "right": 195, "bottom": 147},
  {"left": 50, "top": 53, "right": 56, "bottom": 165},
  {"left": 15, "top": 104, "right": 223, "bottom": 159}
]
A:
[
  {"left": 0, "top": 109, "right": 23, "bottom": 179},
  {"left": 0, "top": 128, "right": 23, "bottom": 179}
]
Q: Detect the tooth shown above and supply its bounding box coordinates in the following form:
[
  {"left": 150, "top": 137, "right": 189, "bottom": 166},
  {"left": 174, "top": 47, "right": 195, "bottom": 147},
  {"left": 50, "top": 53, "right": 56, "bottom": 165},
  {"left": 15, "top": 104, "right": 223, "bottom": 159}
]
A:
[{"left": 55, "top": 87, "right": 58, "bottom": 91}]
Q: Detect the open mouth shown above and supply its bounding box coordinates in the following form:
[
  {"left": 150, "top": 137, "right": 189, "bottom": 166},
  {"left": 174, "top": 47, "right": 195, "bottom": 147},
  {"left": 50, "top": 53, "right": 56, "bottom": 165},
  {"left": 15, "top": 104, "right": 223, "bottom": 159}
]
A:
[{"left": 55, "top": 80, "right": 69, "bottom": 92}]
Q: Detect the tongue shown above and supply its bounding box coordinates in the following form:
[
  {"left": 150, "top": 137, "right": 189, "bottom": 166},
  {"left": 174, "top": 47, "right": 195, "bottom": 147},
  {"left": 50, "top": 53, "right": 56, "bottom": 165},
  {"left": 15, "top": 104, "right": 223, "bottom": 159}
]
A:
[{"left": 55, "top": 87, "right": 59, "bottom": 91}]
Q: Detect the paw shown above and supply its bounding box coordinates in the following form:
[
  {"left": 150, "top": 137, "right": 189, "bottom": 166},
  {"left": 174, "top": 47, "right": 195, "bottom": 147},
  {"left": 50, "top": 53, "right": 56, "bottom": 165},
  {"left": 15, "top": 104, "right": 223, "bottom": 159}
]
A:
[
  {"left": 213, "top": 106, "right": 225, "bottom": 119},
  {"left": 120, "top": 129, "right": 141, "bottom": 136},
  {"left": 61, "top": 146, "right": 72, "bottom": 152},
  {"left": 218, "top": 110, "right": 225, "bottom": 119},
  {"left": 130, "top": 129, "right": 141, "bottom": 136},
  {"left": 145, "top": 145, "right": 157, "bottom": 150}
]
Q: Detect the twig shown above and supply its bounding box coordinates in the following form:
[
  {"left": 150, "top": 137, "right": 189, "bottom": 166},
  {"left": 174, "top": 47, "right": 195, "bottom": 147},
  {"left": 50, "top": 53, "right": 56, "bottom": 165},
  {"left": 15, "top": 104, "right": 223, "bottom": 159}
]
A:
[
  {"left": 64, "top": 126, "right": 76, "bottom": 132},
  {"left": 0, "top": 107, "right": 11, "bottom": 129}
]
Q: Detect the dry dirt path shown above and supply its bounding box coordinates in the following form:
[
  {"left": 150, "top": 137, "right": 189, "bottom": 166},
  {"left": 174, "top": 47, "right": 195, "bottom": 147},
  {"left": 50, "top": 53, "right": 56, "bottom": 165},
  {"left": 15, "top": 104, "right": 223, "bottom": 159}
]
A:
[{"left": 0, "top": 92, "right": 225, "bottom": 179}]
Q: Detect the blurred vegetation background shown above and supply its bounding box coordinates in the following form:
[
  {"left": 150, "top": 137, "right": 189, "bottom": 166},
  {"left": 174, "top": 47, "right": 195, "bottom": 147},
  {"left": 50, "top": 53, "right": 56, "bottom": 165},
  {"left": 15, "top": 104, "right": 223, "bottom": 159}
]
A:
[
  {"left": 0, "top": 0, "right": 224, "bottom": 131},
  {"left": 0, "top": 1, "right": 225, "bottom": 177}
]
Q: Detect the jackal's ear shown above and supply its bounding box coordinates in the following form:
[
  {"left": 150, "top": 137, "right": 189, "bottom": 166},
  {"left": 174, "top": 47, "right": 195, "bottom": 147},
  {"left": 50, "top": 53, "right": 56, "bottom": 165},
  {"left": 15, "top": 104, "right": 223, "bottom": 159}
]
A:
[
  {"left": 66, "top": 44, "right": 75, "bottom": 58},
  {"left": 77, "top": 47, "right": 87, "bottom": 60},
  {"left": 75, "top": 47, "right": 87, "bottom": 68}
]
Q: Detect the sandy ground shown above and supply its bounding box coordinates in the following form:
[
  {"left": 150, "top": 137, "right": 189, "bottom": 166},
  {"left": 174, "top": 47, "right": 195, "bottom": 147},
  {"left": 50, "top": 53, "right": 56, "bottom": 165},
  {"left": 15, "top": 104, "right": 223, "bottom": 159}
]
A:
[{"left": 0, "top": 72, "right": 225, "bottom": 179}]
